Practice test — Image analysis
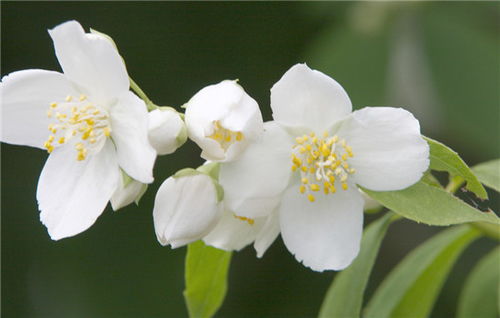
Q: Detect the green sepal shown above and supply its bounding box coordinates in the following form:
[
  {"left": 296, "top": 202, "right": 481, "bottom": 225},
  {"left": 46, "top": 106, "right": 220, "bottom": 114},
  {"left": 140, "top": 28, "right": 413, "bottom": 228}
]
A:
[{"left": 89, "top": 28, "right": 118, "bottom": 49}]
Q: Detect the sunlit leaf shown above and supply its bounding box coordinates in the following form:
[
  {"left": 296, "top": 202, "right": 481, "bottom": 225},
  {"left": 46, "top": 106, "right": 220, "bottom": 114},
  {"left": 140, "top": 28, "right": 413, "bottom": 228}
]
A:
[
  {"left": 364, "top": 180, "right": 499, "bottom": 226},
  {"left": 184, "top": 241, "right": 232, "bottom": 318},
  {"left": 318, "top": 213, "right": 394, "bottom": 318},
  {"left": 364, "top": 226, "right": 480, "bottom": 318},
  {"left": 472, "top": 159, "right": 500, "bottom": 193},
  {"left": 457, "top": 246, "right": 500, "bottom": 318},
  {"left": 425, "top": 137, "right": 488, "bottom": 199}
]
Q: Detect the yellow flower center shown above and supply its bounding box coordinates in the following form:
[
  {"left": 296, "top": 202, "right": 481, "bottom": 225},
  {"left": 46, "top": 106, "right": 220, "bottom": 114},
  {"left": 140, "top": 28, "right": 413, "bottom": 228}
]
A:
[
  {"left": 208, "top": 120, "right": 244, "bottom": 150},
  {"left": 43, "top": 94, "right": 111, "bottom": 161},
  {"left": 291, "top": 131, "right": 355, "bottom": 202}
]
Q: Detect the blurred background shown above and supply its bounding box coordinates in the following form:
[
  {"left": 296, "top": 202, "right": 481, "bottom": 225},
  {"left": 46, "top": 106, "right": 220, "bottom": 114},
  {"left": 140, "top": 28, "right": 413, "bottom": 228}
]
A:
[{"left": 2, "top": 2, "right": 499, "bottom": 317}]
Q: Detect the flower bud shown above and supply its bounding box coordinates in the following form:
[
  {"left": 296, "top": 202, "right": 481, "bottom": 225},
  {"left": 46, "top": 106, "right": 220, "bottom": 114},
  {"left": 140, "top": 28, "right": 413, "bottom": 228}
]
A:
[
  {"left": 148, "top": 107, "right": 187, "bottom": 155},
  {"left": 185, "top": 80, "right": 263, "bottom": 162},
  {"left": 110, "top": 171, "right": 147, "bottom": 211},
  {"left": 153, "top": 169, "right": 223, "bottom": 248}
]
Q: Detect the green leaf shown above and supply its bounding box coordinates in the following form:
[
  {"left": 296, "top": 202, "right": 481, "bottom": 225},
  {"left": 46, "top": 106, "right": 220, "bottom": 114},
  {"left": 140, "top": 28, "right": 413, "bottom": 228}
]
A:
[
  {"left": 425, "top": 136, "right": 488, "bottom": 199},
  {"left": 457, "top": 246, "right": 500, "bottom": 318},
  {"left": 472, "top": 159, "right": 500, "bottom": 192},
  {"left": 365, "top": 226, "right": 480, "bottom": 318},
  {"left": 318, "top": 213, "right": 395, "bottom": 318},
  {"left": 364, "top": 180, "right": 499, "bottom": 226},
  {"left": 184, "top": 241, "right": 232, "bottom": 318}
]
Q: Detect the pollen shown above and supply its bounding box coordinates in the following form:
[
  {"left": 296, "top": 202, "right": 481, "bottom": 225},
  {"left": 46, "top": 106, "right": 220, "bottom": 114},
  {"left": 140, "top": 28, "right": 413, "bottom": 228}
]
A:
[
  {"left": 233, "top": 214, "right": 255, "bottom": 225},
  {"left": 208, "top": 120, "right": 244, "bottom": 151},
  {"left": 44, "top": 96, "right": 111, "bottom": 161},
  {"left": 291, "top": 131, "right": 355, "bottom": 202}
]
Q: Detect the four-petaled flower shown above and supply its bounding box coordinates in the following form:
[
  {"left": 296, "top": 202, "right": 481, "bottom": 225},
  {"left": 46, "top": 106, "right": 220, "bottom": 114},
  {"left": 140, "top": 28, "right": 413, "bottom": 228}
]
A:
[
  {"left": 219, "top": 64, "right": 429, "bottom": 271},
  {"left": 0, "top": 21, "right": 156, "bottom": 240}
]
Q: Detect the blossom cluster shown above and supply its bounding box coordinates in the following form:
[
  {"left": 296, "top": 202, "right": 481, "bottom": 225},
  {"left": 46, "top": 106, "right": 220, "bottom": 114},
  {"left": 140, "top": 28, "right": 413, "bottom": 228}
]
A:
[{"left": 0, "top": 21, "right": 429, "bottom": 271}]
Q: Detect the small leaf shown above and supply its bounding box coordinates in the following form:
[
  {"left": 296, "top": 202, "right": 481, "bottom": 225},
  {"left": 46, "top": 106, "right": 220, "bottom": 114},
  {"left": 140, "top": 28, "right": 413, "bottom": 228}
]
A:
[
  {"left": 318, "top": 213, "right": 395, "bottom": 318},
  {"left": 457, "top": 246, "right": 500, "bottom": 318},
  {"left": 184, "top": 241, "right": 232, "bottom": 318},
  {"left": 425, "top": 136, "right": 488, "bottom": 199},
  {"left": 472, "top": 159, "right": 500, "bottom": 192},
  {"left": 364, "top": 226, "right": 480, "bottom": 318},
  {"left": 364, "top": 180, "right": 499, "bottom": 226}
]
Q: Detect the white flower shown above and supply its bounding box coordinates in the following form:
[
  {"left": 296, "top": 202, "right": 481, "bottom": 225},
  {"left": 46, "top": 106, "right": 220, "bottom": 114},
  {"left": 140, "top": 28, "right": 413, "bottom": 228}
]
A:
[
  {"left": 0, "top": 21, "right": 156, "bottom": 240},
  {"left": 219, "top": 64, "right": 429, "bottom": 271},
  {"left": 185, "top": 80, "right": 263, "bottom": 162},
  {"left": 148, "top": 107, "right": 187, "bottom": 155},
  {"left": 153, "top": 168, "right": 223, "bottom": 248}
]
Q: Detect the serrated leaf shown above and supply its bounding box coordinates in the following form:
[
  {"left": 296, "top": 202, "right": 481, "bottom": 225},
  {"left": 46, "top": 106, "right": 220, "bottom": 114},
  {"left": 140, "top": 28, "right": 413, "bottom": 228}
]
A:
[
  {"left": 457, "top": 246, "right": 500, "bottom": 318},
  {"left": 472, "top": 159, "right": 500, "bottom": 193},
  {"left": 425, "top": 137, "right": 488, "bottom": 199},
  {"left": 364, "top": 226, "right": 480, "bottom": 318},
  {"left": 318, "top": 213, "right": 394, "bottom": 318},
  {"left": 184, "top": 241, "right": 232, "bottom": 318},
  {"left": 364, "top": 180, "right": 499, "bottom": 226}
]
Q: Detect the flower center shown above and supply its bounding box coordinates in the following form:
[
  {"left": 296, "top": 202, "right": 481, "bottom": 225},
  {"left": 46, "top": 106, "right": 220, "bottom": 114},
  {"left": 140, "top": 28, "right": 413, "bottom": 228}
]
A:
[
  {"left": 43, "top": 94, "right": 111, "bottom": 161},
  {"left": 291, "top": 132, "right": 355, "bottom": 202},
  {"left": 233, "top": 213, "right": 255, "bottom": 225},
  {"left": 208, "top": 120, "right": 244, "bottom": 150}
]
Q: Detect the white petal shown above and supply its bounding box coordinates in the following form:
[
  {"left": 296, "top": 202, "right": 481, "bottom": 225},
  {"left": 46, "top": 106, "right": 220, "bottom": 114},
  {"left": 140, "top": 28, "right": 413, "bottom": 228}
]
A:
[
  {"left": 153, "top": 174, "right": 223, "bottom": 248},
  {"left": 109, "top": 91, "right": 156, "bottom": 184},
  {"left": 254, "top": 208, "right": 280, "bottom": 258},
  {"left": 337, "top": 107, "right": 429, "bottom": 191},
  {"left": 48, "top": 20, "right": 129, "bottom": 104},
  {"left": 271, "top": 63, "right": 352, "bottom": 131},
  {"left": 279, "top": 184, "right": 364, "bottom": 271},
  {"left": 110, "top": 174, "right": 146, "bottom": 211},
  {"left": 1, "top": 69, "right": 79, "bottom": 148},
  {"left": 203, "top": 209, "right": 264, "bottom": 252},
  {"left": 148, "top": 108, "right": 186, "bottom": 155},
  {"left": 219, "top": 121, "right": 293, "bottom": 219},
  {"left": 185, "top": 80, "right": 263, "bottom": 162},
  {"left": 37, "top": 140, "right": 119, "bottom": 240}
]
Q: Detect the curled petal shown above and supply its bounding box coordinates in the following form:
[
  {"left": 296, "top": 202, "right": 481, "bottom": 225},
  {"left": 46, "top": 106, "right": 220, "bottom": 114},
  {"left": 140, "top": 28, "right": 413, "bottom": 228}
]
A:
[
  {"left": 219, "top": 121, "right": 292, "bottom": 219},
  {"left": 109, "top": 91, "right": 156, "bottom": 184}
]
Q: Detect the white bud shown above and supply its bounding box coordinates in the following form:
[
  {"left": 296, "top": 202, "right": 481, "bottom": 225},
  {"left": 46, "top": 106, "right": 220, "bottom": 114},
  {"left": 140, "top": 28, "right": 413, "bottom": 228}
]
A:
[
  {"left": 148, "top": 108, "right": 186, "bottom": 155},
  {"left": 153, "top": 171, "right": 223, "bottom": 248},
  {"left": 185, "top": 80, "right": 263, "bottom": 162},
  {"left": 110, "top": 172, "right": 147, "bottom": 211}
]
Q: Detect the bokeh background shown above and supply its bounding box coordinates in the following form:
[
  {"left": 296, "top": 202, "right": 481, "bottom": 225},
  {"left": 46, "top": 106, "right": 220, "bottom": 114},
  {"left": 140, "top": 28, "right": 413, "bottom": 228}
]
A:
[{"left": 2, "top": 2, "right": 499, "bottom": 317}]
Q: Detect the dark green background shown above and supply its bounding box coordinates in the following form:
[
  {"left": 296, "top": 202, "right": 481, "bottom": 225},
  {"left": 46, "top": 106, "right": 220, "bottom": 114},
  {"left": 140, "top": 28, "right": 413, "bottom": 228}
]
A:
[{"left": 2, "top": 2, "right": 499, "bottom": 317}]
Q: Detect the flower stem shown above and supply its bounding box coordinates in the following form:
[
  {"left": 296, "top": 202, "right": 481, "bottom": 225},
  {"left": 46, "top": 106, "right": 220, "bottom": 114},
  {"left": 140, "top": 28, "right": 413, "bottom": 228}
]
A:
[
  {"left": 130, "top": 77, "right": 158, "bottom": 111},
  {"left": 445, "top": 175, "right": 465, "bottom": 194}
]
